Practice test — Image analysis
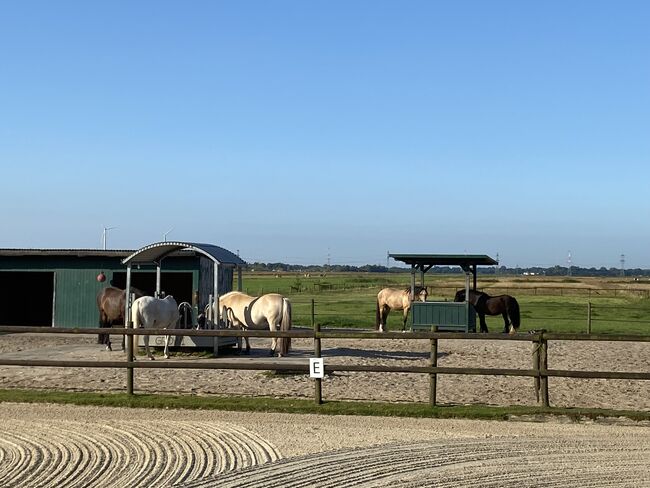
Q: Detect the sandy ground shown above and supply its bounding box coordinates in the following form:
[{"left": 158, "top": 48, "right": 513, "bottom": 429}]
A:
[
  {"left": 0, "top": 332, "right": 649, "bottom": 411},
  {"left": 1, "top": 333, "right": 650, "bottom": 486},
  {"left": 1, "top": 402, "right": 650, "bottom": 487}
]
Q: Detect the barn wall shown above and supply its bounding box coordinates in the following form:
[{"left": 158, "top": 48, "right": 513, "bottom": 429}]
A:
[
  {"left": 0, "top": 255, "right": 204, "bottom": 328},
  {"left": 0, "top": 256, "right": 125, "bottom": 327}
]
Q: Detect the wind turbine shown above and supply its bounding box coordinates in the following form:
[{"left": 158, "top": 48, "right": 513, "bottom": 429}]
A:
[{"left": 102, "top": 226, "right": 117, "bottom": 250}]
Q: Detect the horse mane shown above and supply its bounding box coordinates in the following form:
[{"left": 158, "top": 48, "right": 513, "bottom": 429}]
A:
[{"left": 404, "top": 286, "right": 426, "bottom": 294}]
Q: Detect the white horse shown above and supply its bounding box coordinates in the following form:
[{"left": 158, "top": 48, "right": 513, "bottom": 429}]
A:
[
  {"left": 131, "top": 295, "right": 179, "bottom": 359},
  {"left": 376, "top": 286, "right": 428, "bottom": 332},
  {"left": 217, "top": 291, "right": 292, "bottom": 356}
]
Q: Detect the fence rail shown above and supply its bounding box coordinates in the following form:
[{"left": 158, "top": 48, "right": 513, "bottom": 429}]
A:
[{"left": 1, "top": 326, "right": 650, "bottom": 408}]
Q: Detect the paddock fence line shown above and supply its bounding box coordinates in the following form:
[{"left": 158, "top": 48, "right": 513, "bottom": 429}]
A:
[{"left": 1, "top": 326, "right": 650, "bottom": 409}]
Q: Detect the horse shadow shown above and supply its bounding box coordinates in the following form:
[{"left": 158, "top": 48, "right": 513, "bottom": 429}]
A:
[{"left": 321, "top": 347, "right": 449, "bottom": 361}]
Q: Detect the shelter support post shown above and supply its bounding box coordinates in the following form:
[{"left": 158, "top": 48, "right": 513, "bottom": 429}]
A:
[
  {"left": 237, "top": 267, "right": 242, "bottom": 292},
  {"left": 125, "top": 264, "right": 134, "bottom": 395},
  {"left": 155, "top": 263, "right": 162, "bottom": 297},
  {"left": 213, "top": 262, "right": 220, "bottom": 353},
  {"left": 410, "top": 266, "right": 416, "bottom": 299}
]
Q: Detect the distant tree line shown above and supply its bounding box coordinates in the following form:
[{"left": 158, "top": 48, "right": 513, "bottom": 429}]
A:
[{"left": 245, "top": 262, "right": 650, "bottom": 277}]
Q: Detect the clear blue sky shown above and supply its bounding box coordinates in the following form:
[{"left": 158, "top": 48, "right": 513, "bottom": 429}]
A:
[{"left": 1, "top": 1, "right": 648, "bottom": 268}]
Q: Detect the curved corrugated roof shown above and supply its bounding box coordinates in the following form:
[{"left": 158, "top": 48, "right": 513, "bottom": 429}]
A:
[{"left": 122, "top": 241, "right": 246, "bottom": 266}]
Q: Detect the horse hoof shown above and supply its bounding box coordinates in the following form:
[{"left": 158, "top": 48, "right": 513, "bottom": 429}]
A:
[{"left": 149, "top": 356, "right": 155, "bottom": 361}]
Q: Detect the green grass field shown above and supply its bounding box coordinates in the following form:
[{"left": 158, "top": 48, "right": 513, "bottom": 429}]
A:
[{"left": 236, "top": 272, "right": 650, "bottom": 335}]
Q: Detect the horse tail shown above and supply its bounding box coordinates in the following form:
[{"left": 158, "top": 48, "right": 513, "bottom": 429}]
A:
[
  {"left": 279, "top": 298, "right": 292, "bottom": 356},
  {"left": 509, "top": 297, "right": 521, "bottom": 329},
  {"left": 131, "top": 300, "right": 141, "bottom": 329},
  {"left": 375, "top": 298, "right": 380, "bottom": 330}
]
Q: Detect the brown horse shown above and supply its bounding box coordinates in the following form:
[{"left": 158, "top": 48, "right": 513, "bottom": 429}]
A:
[
  {"left": 376, "top": 286, "right": 428, "bottom": 332},
  {"left": 454, "top": 289, "right": 520, "bottom": 334},
  {"left": 96, "top": 286, "right": 145, "bottom": 350}
]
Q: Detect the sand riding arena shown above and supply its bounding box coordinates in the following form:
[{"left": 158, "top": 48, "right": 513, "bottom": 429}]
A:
[{"left": 1, "top": 333, "right": 650, "bottom": 486}]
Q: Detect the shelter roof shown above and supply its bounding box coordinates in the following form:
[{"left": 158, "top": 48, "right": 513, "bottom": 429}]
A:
[
  {"left": 389, "top": 253, "right": 498, "bottom": 267},
  {"left": 122, "top": 241, "right": 246, "bottom": 266}
]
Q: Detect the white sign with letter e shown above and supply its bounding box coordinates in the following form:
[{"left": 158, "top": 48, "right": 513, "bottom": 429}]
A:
[{"left": 309, "top": 358, "right": 324, "bottom": 378}]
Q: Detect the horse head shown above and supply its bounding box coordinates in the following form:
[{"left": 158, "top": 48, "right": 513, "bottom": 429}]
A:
[
  {"left": 414, "top": 286, "right": 428, "bottom": 302},
  {"left": 454, "top": 289, "right": 465, "bottom": 302}
]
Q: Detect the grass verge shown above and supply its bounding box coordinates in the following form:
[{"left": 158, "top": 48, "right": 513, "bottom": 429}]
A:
[{"left": 1, "top": 389, "right": 649, "bottom": 423}]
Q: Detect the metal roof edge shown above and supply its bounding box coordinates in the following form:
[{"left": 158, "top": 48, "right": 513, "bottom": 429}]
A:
[{"left": 122, "top": 241, "right": 247, "bottom": 266}]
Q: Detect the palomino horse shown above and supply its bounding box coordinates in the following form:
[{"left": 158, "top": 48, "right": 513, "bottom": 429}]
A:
[
  {"left": 131, "top": 295, "right": 179, "bottom": 359},
  {"left": 454, "top": 289, "right": 520, "bottom": 334},
  {"left": 217, "top": 291, "right": 292, "bottom": 356},
  {"left": 376, "top": 286, "right": 428, "bottom": 332},
  {"left": 96, "top": 286, "right": 145, "bottom": 351}
]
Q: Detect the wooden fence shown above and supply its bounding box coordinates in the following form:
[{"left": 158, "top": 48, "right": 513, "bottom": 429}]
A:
[{"left": 0, "top": 325, "right": 650, "bottom": 408}]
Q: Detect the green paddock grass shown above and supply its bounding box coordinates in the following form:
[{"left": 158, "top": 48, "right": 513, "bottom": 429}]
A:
[
  {"left": 1, "top": 389, "right": 649, "bottom": 423},
  {"left": 237, "top": 272, "right": 650, "bottom": 335}
]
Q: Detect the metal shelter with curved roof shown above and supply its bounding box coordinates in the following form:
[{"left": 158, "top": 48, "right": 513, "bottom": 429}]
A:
[
  {"left": 121, "top": 241, "right": 246, "bottom": 361},
  {"left": 122, "top": 241, "right": 246, "bottom": 318}
]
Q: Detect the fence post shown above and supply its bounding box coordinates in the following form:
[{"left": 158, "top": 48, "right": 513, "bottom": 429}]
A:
[
  {"left": 311, "top": 299, "right": 315, "bottom": 328},
  {"left": 429, "top": 328, "right": 438, "bottom": 407},
  {"left": 532, "top": 338, "right": 540, "bottom": 403},
  {"left": 587, "top": 302, "right": 592, "bottom": 334},
  {"left": 540, "top": 331, "right": 549, "bottom": 407},
  {"left": 314, "top": 321, "right": 322, "bottom": 405}
]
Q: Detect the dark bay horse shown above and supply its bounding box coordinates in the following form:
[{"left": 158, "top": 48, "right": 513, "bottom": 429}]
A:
[
  {"left": 454, "top": 289, "right": 520, "bottom": 334},
  {"left": 96, "top": 286, "right": 145, "bottom": 350}
]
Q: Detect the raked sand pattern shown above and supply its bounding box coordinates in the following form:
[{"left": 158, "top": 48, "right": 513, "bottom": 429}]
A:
[
  {"left": 0, "top": 417, "right": 280, "bottom": 487},
  {"left": 1, "top": 404, "right": 650, "bottom": 487},
  {"left": 180, "top": 438, "right": 650, "bottom": 488}
]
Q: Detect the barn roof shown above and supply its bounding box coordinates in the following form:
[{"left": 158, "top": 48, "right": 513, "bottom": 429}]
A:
[
  {"left": 122, "top": 241, "right": 246, "bottom": 266},
  {"left": 0, "top": 248, "right": 133, "bottom": 258}
]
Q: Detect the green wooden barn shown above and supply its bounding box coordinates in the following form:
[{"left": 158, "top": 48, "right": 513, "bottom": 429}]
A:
[{"left": 0, "top": 242, "right": 245, "bottom": 328}]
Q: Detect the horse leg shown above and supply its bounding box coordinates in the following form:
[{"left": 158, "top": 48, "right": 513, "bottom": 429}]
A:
[
  {"left": 502, "top": 312, "right": 511, "bottom": 334},
  {"left": 269, "top": 325, "right": 278, "bottom": 356},
  {"left": 402, "top": 308, "right": 409, "bottom": 332},
  {"left": 144, "top": 334, "right": 155, "bottom": 360},
  {"left": 380, "top": 306, "right": 389, "bottom": 333},
  {"left": 479, "top": 313, "right": 489, "bottom": 333},
  {"left": 98, "top": 313, "right": 112, "bottom": 351},
  {"left": 163, "top": 332, "right": 170, "bottom": 359},
  {"left": 245, "top": 336, "right": 251, "bottom": 354}
]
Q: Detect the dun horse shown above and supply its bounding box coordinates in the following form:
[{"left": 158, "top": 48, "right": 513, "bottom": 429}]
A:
[
  {"left": 454, "top": 289, "right": 520, "bottom": 334},
  {"left": 376, "top": 286, "right": 428, "bottom": 332},
  {"left": 96, "top": 286, "right": 144, "bottom": 351},
  {"left": 131, "top": 295, "right": 179, "bottom": 359},
  {"left": 217, "top": 291, "right": 292, "bottom": 357}
]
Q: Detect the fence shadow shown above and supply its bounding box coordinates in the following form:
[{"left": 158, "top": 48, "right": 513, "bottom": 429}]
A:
[{"left": 321, "top": 347, "right": 448, "bottom": 361}]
